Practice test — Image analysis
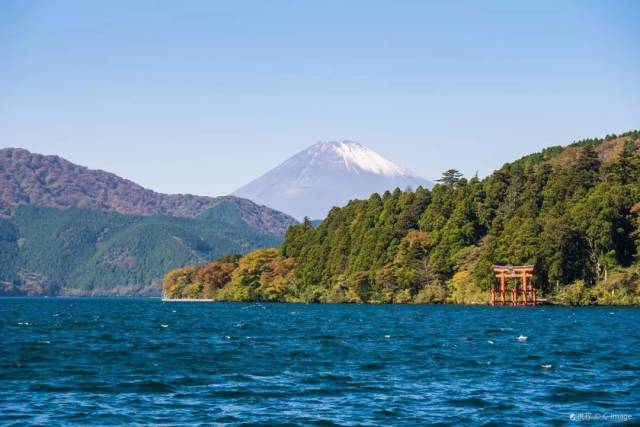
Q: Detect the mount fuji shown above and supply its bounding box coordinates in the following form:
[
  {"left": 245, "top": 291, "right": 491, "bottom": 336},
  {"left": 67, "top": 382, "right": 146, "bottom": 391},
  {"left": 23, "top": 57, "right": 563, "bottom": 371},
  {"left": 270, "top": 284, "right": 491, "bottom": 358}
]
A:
[{"left": 233, "top": 141, "right": 433, "bottom": 220}]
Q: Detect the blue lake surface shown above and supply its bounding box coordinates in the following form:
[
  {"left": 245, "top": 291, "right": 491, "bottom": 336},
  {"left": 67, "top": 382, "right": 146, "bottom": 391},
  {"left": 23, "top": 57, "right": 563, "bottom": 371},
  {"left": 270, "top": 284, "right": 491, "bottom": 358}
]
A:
[{"left": 1, "top": 298, "right": 639, "bottom": 426}]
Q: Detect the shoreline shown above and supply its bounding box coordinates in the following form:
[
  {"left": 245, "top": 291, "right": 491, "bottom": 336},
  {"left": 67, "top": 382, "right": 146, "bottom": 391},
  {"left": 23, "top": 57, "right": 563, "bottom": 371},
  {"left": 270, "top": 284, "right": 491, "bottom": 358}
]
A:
[{"left": 1, "top": 296, "right": 639, "bottom": 306}]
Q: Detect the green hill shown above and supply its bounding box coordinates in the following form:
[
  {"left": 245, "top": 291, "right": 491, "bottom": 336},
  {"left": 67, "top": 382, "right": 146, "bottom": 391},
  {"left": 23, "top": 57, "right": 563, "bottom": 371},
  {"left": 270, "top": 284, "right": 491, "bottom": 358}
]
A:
[
  {"left": 164, "top": 131, "right": 640, "bottom": 305},
  {"left": 0, "top": 202, "right": 285, "bottom": 296},
  {"left": 0, "top": 147, "right": 296, "bottom": 235}
]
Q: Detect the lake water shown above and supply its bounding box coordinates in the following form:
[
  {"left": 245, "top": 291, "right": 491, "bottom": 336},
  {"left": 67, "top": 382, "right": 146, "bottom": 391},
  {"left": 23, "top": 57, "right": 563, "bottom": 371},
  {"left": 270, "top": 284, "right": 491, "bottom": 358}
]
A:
[{"left": 1, "top": 299, "right": 639, "bottom": 425}]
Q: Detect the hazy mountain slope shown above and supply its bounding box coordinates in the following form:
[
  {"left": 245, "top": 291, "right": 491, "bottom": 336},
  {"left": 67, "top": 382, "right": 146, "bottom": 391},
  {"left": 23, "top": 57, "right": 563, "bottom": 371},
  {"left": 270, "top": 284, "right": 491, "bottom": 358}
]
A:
[
  {"left": 1, "top": 203, "right": 285, "bottom": 296},
  {"left": 0, "top": 218, "right": 19, "bottom": 292},
  {"left": 0, "top": 148, "right": 296, "bottom": 234},
  {"left": 233, "top": 141, "right": 433, "bottom": 220}
]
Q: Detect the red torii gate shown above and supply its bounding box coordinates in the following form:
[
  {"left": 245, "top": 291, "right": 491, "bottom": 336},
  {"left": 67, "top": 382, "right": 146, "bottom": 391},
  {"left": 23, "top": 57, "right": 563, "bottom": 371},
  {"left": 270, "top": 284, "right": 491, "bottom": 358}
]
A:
[{"left": 491, "top": 265, "right": 537, "bottom": 306}]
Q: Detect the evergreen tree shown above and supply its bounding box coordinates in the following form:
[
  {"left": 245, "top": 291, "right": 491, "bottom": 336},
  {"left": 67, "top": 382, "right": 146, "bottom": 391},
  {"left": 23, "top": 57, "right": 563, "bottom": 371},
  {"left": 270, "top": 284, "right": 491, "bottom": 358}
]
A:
[{"left": 437, "top": 169, "right": 464, "bottom": 187}]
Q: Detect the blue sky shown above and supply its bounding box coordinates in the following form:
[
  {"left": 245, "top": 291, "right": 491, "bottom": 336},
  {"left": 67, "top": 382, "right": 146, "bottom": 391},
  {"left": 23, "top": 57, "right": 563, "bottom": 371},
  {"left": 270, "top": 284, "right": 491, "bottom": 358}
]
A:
[{"left": 1, "top": 1, "right": 639, "bottom": 196}]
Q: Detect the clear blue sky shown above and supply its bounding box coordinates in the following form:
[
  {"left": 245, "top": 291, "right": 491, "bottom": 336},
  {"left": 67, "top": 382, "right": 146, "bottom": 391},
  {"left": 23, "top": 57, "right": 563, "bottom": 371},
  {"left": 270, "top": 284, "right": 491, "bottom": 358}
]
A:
[{"left": 1, "top": 1, "right": 639, "bottom": 196}]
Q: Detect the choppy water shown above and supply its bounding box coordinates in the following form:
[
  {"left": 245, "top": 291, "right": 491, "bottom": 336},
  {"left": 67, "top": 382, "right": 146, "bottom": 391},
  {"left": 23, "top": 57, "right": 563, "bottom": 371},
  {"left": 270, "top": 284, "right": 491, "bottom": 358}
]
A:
[{"left": 1, "top": 299, "right": 639, "bottom": 426}]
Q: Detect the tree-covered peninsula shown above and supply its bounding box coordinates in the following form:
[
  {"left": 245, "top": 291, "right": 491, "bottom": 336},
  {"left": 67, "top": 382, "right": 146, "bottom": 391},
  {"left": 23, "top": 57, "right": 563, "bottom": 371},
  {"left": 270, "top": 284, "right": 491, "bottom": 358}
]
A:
[{"left": 164, "top": 131, "right": 640, "bottom": 305}]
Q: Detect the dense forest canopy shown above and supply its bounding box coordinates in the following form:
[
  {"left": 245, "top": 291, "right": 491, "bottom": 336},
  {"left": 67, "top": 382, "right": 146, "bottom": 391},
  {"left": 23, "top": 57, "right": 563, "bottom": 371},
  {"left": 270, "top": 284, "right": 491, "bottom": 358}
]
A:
[
  {"left": 164, "top": 131, "right": 640, "bottom": 305},
  {"left": 0, "top": 202, "right": 286, "bottom": 296}
]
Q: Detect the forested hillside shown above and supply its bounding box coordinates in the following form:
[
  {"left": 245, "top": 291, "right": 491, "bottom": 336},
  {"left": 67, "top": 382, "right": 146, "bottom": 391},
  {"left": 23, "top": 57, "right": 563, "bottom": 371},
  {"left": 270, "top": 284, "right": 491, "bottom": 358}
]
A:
[
  {"left": 0, "top": 148, "right": 296, "bottom": 235},
  {"left": 165, "top": 131, "right": 640, "bottom": 305},
  {"left": 0, "top": 202, "right": 285, "bottom": 296}
]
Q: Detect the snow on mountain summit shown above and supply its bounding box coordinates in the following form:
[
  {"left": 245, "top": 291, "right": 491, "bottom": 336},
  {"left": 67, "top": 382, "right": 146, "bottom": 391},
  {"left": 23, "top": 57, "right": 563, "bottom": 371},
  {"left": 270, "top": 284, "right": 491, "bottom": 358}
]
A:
[
  {"left": 233, "top": 141, "right": 433, "bottom": 220},
  {"left": 322, "top": 141, "right": 416, "bottom": 177}
]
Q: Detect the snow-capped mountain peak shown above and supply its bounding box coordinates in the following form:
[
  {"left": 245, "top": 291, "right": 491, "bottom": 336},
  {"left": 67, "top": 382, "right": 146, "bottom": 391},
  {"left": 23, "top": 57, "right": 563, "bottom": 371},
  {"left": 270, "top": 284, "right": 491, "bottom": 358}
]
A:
[
  {"left": 233, "top": 141, "right": 432, "bottom": 220},
  {"left": 326, "top": 141, "right": 414, "bottom": 177}
]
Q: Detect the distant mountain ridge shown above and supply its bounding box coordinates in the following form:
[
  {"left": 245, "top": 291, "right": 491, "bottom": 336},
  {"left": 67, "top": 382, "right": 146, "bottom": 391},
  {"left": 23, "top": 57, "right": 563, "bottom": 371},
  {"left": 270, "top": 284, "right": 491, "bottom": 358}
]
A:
[
  {"left": 0, "top": 148, "right": 296, "bottom": 234},
  {"left": 233, "top": 141, "right": 433, "bottom": 220},
  {"left": 0, "top": 147, "right": 298, "bottom": 296}
]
